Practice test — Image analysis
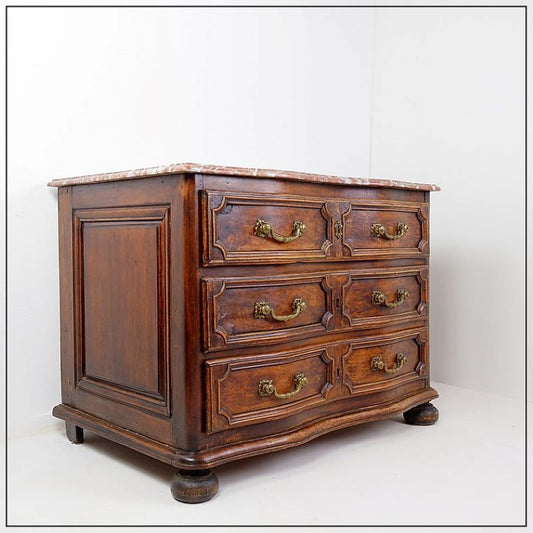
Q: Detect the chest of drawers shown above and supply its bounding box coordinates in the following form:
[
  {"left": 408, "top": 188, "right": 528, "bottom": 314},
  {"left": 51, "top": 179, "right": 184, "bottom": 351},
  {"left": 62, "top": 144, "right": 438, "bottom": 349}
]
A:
[{"left": 50, "top": 163, "right": 440, "bottom": 503}]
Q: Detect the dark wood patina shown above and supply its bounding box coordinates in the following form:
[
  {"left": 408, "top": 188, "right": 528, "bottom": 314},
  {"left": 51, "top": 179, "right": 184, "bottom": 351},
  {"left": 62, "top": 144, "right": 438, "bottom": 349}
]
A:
[{"left": 49, "top": 163, "right": 440, "bottom": 503}]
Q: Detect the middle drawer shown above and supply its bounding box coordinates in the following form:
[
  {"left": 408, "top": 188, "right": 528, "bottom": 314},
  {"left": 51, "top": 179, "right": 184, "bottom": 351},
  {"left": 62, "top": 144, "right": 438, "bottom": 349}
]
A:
[{"left": 202, "top": 266, "right": 427, "bottom": 351}]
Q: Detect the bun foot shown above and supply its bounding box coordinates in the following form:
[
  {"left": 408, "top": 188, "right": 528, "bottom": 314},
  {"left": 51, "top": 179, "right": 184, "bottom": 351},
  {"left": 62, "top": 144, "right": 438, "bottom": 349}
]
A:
[
  {"left": 403, "top": 402, "right": 439, "bottom": 426},
  {"left": 170, "top": 469, "right": 218, "bottom": 504},
  {"left": 65, "top": 422, "right": 84, "bottom": 444}
]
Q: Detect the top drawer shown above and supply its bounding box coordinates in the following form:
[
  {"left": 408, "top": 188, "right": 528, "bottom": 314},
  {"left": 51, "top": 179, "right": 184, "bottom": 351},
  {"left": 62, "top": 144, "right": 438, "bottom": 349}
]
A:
[{"left": 202, "top": 190, "right": 428, "bottom": 266}]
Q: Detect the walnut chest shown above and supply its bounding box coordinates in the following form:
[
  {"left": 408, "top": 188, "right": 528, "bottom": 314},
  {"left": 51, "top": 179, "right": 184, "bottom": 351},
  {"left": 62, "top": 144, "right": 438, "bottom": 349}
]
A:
[{"left": 50, "top": 163, "right": 440, "bottom": 503}]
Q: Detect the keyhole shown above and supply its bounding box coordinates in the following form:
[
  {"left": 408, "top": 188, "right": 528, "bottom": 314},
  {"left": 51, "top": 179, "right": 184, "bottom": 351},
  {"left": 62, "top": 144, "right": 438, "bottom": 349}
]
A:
[
  {"left": 335, "top": 297, "right": 341, "bottom": 310},
  {"left": 336, "top": 367, "right": 340, "bottom": 381}
]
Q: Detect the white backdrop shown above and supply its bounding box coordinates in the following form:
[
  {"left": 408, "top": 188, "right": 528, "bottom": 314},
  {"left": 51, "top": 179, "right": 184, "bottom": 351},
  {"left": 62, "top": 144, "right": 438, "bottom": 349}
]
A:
[{"left": 7, "top": 6, "right": 525, "bottom": 439}]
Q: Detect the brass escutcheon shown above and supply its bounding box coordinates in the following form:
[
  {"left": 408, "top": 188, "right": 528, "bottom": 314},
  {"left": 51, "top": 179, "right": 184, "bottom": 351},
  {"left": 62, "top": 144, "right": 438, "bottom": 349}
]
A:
[{"left": 334, "top": 221, "right": 343, "bottom": 239}]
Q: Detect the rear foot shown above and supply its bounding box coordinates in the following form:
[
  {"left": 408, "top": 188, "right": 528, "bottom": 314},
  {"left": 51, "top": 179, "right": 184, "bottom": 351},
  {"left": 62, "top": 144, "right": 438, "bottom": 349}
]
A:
[
  {"left": 65, "top": 422, "right": 84, "bottom": 444},
  {"left": 403, "top": 402, "right": 439, "bottom": 426}
]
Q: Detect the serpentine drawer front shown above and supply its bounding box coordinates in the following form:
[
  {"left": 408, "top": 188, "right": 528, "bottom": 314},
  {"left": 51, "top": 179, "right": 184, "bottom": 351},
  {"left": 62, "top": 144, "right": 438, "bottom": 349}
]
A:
[
  {"left": 49, "top": 162, "right": 440, "bottom": 504},
  {"left": 202, "top": 265, "right": 427, "bottom": 351},
  {"left": 203, "top": 190, "right": 428, "bottom": 265}
]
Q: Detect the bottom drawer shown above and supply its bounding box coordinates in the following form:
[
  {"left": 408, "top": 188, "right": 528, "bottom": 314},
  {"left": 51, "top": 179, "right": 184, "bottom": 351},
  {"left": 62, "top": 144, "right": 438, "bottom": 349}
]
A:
[{"left": 205, "top": 329, "right": 428, "bottom": 434}]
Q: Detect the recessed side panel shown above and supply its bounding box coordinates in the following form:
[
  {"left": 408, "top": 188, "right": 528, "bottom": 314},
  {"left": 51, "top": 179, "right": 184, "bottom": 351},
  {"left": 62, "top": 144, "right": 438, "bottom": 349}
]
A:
[{"left": 73, "top": 206, "right": 171, "bottom": 417}]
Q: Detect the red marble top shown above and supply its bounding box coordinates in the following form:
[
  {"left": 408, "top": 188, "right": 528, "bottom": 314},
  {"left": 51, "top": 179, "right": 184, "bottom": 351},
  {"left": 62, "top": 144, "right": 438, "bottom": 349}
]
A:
[{"left": 47, "top": 162, "right": 440, "bottom": 191}]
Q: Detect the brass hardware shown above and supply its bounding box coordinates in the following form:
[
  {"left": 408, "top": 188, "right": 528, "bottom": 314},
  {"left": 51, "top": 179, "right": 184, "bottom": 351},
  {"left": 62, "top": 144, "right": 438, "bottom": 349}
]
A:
[
  {"left": 370, "top": 353, "right": 408, "bottom": 374},
  {"left": 254, "top": 219, "right": 306, "bottom": 243},
  {"left": 334, "top": 221, "right": 343, "bottom": 239},
  {"left": 371, "top": 222, "right": 409, "bottom": 240},
  {"left": 254, "top": 297, "right": 306, "bottom": 322},
  {"left": 371, "top": 288, "right": 409, "bottom": 308},
  {"left": 258, "top": 372, "right": 308, "bottom": 399}
]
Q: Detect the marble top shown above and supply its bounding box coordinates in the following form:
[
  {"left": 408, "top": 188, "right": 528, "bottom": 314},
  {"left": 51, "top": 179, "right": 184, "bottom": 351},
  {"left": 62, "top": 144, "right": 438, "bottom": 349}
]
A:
[{"left": 47, "top": 162, "right": 440, "bottom": 191}]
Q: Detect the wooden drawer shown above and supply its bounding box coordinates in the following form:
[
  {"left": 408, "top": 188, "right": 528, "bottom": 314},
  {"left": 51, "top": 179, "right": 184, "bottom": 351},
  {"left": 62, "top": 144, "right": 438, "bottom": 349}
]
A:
[
  {"left": 205, "top": 329, "right": 428, "bottom": 434},
  {"left": 202, "top": 190, "right": 333, "bottom": 265},
  {"left": 203, "top": 266, "right": 426, "bottom": 351},
  {"left": 205, "top": 347, "right": 334, "bottom": 433},
  {"left": 203, "top": 191, "right": 428, "bottom": 265},
  {"left": 341, "top": 200, "right": 428, "bottom": 258},
  {"left": 340, "top": 266, "right": 427, "bottom": 329},
  {"left": 202, "top": 273, "right": 333, "bottom": 351},
  {"left": 342, "top": 330, "right": 428, "bottom": 396}
]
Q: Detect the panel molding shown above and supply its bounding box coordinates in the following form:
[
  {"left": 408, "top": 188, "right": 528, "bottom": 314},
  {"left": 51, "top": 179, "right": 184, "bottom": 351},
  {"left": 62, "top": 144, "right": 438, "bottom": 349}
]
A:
[
  {"left": 202, "top": 190, "right": 334, "bottom": 265},
  {"left": 205, "top": 347, "right": 335, "bottom": 433},
  {"left": 72, "top": 205, "right": 171, "bottom": 417},
  {"left": 342, "top": 329, "right": 428, "bottom": 396},
  {"left": 202, "top": 272, "right": 334, "bottom": 351},
  {"left": 340, "top": 265, "right": 428, "bottom": 329},
  {"left": 341, "top": 201, "right": 429, "bottom": 258}
]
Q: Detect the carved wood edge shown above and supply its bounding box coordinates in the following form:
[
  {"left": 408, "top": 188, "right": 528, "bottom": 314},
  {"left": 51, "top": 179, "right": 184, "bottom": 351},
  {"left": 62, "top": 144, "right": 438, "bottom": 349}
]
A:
[{"left": 52, "top": 386, "right": 437, "bottom": 470}]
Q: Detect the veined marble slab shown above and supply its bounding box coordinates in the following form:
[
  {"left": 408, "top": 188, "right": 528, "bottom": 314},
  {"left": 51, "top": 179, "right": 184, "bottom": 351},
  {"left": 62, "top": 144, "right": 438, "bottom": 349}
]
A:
[{"left": 48, "top": 162, "right": 440, "bottom": 191}]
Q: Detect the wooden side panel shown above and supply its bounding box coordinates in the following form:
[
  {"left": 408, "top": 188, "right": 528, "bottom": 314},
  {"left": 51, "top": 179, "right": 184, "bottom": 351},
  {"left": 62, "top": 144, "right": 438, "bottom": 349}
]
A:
[{"left": 73, "top": 206, "right": 171, "bottom": 417}]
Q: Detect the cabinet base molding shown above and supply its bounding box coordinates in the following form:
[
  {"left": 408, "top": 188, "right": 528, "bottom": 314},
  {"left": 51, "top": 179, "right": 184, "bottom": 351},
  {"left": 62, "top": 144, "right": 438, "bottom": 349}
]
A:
[{"left": 53, "top": 387, "right": 437, "bottom": 472}]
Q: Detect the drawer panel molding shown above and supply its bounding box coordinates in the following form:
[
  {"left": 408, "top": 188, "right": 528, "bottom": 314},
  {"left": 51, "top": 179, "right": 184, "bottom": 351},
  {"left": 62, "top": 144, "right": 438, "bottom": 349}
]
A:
[
  {"left": 340, "top": 266, "right": 428, "bottom": 329},
  {"left": 205, "top": 328, "right": 428, "bottom": 434},
  {"left": 202, "top": 273, "right": 335, "bottom": 351},
  {"left": 202, "top": 191, "right": 429, "bottom": 265},
  {"left": 341, "top": 201, "right": 428, "bottom": 259},
  {"left": 203, "top": 267, "right": 427, "bottom": 351},
  {"left": 205, "top": 347, "right": 335, "bottom": 433},
  {"left": 342, "top": 330, "right": 428, "bottom": 396},
  {"left": 202, "top": 190, "right": 334, "bottom": 265}
]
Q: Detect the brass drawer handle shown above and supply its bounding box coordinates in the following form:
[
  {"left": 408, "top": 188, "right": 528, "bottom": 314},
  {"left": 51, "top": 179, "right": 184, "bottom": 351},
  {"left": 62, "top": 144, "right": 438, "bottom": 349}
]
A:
[
  {"left": 258, "top": 372, "right": 308, "bottom": 399},
  {"left": 371, "top": 353, "right": 407, "bottom": 374},
  {"left": 254, "top": 219, "right": 306, "bottom": 243},
  {"left": 371, "top": 222, "right": 409, "bottom": 240},
  {"left": 254, "top": 297, "right": 306, "bottom": 322},
  {"left": 371, "top": 288, "right": 409, "bottom": 308}
]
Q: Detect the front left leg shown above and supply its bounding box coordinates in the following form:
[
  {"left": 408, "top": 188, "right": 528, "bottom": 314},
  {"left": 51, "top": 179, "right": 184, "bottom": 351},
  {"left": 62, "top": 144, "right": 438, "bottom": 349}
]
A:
[{"left": 170, "top": 469, "right": 219, "bottom": 504}]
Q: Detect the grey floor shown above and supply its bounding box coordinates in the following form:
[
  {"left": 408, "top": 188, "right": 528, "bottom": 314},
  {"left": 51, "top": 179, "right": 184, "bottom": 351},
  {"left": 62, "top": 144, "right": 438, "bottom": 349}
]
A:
[{"left": 7, "top": 381, "right": 526, "bottom": 526}]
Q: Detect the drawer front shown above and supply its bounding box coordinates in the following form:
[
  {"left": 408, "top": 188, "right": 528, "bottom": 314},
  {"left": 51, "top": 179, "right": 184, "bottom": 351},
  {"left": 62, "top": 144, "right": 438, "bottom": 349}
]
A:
[
  {"left": 202, "top": 190, "right": 333, "bottom": 265},
  {"left": 205, "top": 347, "right": 334, "bottom": 433},
  {"left": 341, "top": 201, "right": 428, "bottom": 258},
  {"left": 203, "top": 274, "right": 333, "bottom": 351},
  {"left": 342, "top": 331, "right": 428, "bottom": 396},
  {"left": 341, "top": 266, "right": 427, "bottom": 329}
]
